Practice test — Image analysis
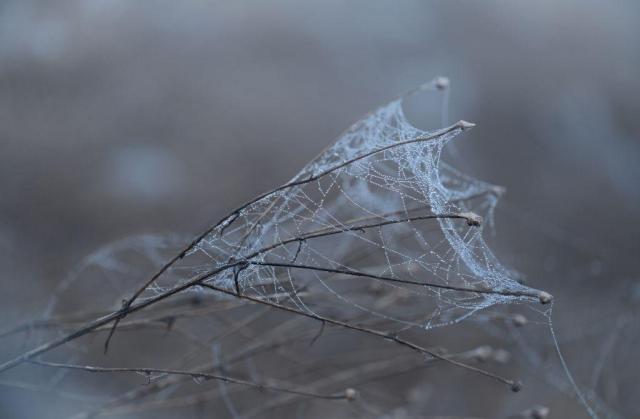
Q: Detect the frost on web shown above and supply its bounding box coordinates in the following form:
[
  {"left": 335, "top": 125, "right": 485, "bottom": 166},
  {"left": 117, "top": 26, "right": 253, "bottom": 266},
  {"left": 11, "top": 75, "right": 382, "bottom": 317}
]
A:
[{"left": 137, "top": 79, "right": 546, "bottom": 333}]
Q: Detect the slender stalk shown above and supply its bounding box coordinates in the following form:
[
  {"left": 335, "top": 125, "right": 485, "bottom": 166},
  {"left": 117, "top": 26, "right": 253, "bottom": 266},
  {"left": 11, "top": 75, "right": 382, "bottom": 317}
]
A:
[
  {"left": 0, "top": 263, "right": 236, "bottom": 373},
  {"left": 102, "top": 120, "right": 471, "bottom": 352},
  {"left": 198, "top": 282, "right": 521, "bottom": 391},
  {"left": 247, "top": 261, "right": 542, "bottom": 300},
  {"left": 30, "top": 360, "right": 349, "bottom": 401},
  {"left": 244, "top": 212, "right": 481, "bottom": 260},
  {"left": 73, "top": 321, "right": 313, "bottom": 419},
  {"left": 0, "top": 208, "right": 546, "bottom": 374}
]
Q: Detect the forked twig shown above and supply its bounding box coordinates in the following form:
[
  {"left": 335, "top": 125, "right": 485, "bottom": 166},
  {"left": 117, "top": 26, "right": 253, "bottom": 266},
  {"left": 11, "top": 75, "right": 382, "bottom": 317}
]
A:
[{"left": 0, "top": 263, "right": 235, "bottom": 373}]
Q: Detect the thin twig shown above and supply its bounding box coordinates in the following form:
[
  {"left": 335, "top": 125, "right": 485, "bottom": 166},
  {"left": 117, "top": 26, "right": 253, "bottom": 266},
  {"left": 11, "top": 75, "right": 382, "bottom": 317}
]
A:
[
  {"left": 0, "top": 262, "right": 237, "bottom": 373},
  {"left": 248, "top": 261, "right": 542, "bottom": 300},
  {"left": 30, "top": 360, "right": 350, "bottom": 401},
  {"left": 198, "top": 282, "right": 522, "bottom": 391},
  {"left": 103, "top": 121, "right": 471, "bottom": 352},
  {"left": 73, "top": 320, "right": 314, "bottom": 419},
  {"left": 0, "top": 221, "right": 545, "bottom": 375},
  {"left": 246, "top": 212, "right": 482, "bottom": 261},
  {"left": 241, "top": 346, "right": 492, "bottom": 418}
]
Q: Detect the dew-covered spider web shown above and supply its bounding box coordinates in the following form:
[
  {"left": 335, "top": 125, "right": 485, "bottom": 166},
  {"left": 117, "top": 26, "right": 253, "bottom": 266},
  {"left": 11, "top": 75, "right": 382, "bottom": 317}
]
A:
[
  {"left": 25, "top": 78, "right": 611, "bottom": 419},
  {"left": 133, "top": 79, "right": 546, "bottom": 333}
]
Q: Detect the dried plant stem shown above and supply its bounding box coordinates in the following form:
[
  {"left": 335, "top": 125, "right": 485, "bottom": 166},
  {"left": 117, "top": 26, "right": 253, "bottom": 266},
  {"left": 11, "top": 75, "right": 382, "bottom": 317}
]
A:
[
  {"left": 1, "top": 254, "right": 520, "bottom": 389},
  {"left": 242, "top": 346, "right": 492, "bottom": 418},
  {"left": 247, "top": 261, "right": 541, "bottom": 300},
  {"left": 0, "top": 298, "right": 251, "bottom": 340},
  {"left": 0, "top": 263, "right": 234, "bottom": 373},
  {"left": 30, "top": 360, "right": 350, "bottom": 401},
  {"left": 102, "top": 121, "right": 471, "bottom": 352},
  {"left": 0, "top": 214, "right": 540, "bottom": 375},
  {"left": 247, "top": 212, "right": 481, "bottom": 259},
  {"left": 73, "top": 347, "right": 492, "bottom": 418},
  {"left": 73, "top": 328, "right": 311, "bottom": 419},
  {"left": 198, "top": 283, "right": 521, "bottom": 391}
]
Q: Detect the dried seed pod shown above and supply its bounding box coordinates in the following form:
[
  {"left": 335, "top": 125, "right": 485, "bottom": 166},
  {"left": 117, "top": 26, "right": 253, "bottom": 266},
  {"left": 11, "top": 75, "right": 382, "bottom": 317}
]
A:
[
  {"left": 345, "top": 388, "right": 358, "bottom": 402},
  {"left": 538, "top": 291, "right": 553, "bottom": 304},
  {"left": 510, "top": 380, "right": 523, "bottom": 393},
  {"left": 434, "top": 76, "right": 450, "bottom": 90}
]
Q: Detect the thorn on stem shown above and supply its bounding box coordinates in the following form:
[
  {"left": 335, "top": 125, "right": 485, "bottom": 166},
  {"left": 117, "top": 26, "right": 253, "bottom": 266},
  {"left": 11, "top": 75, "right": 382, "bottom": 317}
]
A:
[
  {"left": 292, "top": 239, "right": 305, "bottom": 263},
  {"left": 309, "top": 320, "right": 326, "bottom": 346}
]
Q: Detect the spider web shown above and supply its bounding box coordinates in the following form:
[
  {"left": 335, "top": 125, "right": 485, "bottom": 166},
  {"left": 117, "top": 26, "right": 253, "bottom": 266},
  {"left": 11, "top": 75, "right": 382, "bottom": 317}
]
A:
[
  {"left": 28, "top": 79, "right": 602, "bottom": 419},
  {"left": 140, "top": 79, "right": 545, "bottom": 333}
]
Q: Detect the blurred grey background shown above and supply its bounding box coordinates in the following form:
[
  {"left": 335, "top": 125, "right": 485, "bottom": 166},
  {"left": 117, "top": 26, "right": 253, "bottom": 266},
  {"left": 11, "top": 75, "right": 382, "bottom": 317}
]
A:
[{"left": 1, "top": 1, "right": 638, "bottom": 418}]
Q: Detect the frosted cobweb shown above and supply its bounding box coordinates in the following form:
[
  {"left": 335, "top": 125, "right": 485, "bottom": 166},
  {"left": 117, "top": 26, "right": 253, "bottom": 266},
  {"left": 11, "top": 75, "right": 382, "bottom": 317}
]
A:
[
  {"left": 25, "top": 78, "right": 607, "bottom": 419},
  {"left": 135, "top": 78, "right": 547, "bottom": 334}
]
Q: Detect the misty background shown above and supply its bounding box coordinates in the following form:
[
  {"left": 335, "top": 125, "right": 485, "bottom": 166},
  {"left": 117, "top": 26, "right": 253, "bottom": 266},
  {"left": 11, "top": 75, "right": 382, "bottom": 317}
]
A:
[{"left": 1, "top": 1, "right": 639, "bottom": 418}]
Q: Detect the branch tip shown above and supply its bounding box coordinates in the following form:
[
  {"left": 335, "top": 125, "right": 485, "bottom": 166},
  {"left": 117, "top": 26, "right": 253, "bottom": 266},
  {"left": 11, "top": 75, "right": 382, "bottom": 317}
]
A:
[
  {"left": 510, "top": 380, "right": 523, "bottom": 393},
  {"left": 434, "top": 76, "right": 450, "bottom": 90},
  {"left": 538, "top": 291, "right": 553, "bottom": 305},
  {"left": 344, "top": 387, "right": 358, "bottom": 402},
  {"left": 456, "top": 120, "right": 476, "bottom": 130},
  {"left": 459, "top": 211, "right": 482, "bottom": 226}
]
